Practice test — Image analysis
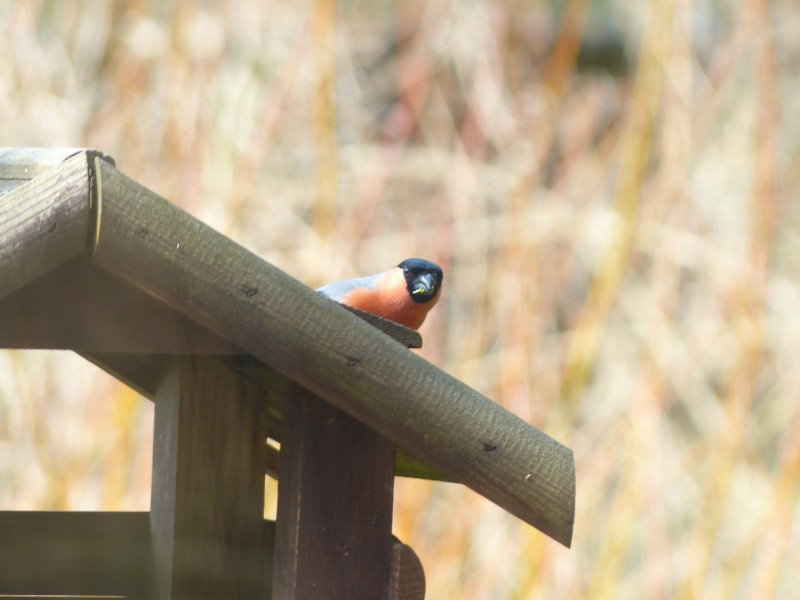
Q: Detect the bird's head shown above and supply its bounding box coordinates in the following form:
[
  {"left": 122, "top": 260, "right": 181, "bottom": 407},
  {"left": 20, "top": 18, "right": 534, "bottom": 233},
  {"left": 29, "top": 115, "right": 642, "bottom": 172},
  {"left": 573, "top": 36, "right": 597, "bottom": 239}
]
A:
[{"left": 399, "top": 258, "right": 444, "bottom": 303}]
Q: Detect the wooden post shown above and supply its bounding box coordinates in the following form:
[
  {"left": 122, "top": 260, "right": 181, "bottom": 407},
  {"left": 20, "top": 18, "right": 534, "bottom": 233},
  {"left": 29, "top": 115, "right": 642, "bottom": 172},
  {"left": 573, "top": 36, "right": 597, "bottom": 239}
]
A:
[
  {"left": 273, "top": 384, "right": 396, "bottom": 600},
  {"left": 150, "top": 355, "right": 269, "bottom": 600}
]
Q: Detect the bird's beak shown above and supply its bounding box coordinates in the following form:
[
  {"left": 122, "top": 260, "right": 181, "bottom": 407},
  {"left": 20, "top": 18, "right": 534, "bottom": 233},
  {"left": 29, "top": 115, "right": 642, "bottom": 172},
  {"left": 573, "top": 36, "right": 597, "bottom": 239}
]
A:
[{"left": 412, "top": 272, "right": 436, "bottom": 296}]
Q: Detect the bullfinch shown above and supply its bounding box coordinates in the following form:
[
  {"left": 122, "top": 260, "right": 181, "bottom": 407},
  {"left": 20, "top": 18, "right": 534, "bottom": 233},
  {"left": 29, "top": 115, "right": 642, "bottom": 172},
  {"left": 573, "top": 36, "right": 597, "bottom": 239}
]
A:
[{"left": 317, "top": 258, "right": 444, "bottom": 330}]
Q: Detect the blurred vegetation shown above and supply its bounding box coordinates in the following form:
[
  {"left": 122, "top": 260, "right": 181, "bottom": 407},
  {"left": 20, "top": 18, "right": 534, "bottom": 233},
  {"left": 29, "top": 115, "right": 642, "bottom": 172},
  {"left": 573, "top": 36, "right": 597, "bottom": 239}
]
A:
[{"left": 2, "top": 0, "right": 800, "bottom": 597}]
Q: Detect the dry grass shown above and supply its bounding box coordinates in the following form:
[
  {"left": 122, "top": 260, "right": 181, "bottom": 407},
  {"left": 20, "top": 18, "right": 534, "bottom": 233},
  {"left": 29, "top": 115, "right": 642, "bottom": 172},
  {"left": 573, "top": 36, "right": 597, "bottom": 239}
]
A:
[{"left": 2, "top": 0, "right": 800, "bottom": 597}]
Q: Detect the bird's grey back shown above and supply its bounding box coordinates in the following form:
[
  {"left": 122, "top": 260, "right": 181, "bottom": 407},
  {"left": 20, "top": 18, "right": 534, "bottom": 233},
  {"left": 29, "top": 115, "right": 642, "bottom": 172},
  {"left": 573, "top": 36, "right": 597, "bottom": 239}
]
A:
[{"left": 316, "top": 270, "right": 387, "bottom": 302}]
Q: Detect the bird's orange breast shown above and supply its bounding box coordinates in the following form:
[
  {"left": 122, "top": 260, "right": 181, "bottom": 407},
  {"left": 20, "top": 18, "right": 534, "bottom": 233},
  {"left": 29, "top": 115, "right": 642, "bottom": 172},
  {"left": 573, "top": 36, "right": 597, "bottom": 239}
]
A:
[{"left": 341, "top": 268, "right": 440, "bottom": 330}]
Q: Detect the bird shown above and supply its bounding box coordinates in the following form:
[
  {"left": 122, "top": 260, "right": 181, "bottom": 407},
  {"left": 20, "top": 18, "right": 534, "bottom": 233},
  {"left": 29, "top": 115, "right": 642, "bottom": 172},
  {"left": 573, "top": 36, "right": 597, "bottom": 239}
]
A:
[{"left": 317, "top": 258, "right": 444, "bottom": 330}]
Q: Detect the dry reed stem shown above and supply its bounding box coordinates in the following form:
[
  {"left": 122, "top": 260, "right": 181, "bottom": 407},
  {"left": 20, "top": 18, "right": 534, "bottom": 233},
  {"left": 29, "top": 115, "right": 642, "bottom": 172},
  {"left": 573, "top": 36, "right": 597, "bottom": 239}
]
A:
[
  {"left": 561, "top": 0, "right": 672, "bottom": 419},
  {"left": 312, "top": 0, "right": 339, "bottom": 244}
]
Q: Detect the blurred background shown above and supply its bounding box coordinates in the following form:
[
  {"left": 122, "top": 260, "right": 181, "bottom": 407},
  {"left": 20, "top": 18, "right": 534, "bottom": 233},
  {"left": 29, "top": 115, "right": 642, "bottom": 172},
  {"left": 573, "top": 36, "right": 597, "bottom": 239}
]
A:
[{"left": 1, "top": 0, "right": 799, "bottom": 597}]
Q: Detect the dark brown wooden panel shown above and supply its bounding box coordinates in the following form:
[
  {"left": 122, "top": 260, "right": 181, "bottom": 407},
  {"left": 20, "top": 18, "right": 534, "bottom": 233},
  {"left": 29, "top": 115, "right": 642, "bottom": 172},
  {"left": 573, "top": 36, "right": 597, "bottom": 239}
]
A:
[
  {"left": 0, "top": 258, "right": 240, "bottom": 354},
  {"left": 389, "top": 537, "right": 426, "bottom": 600},
  {"left": 0, "top": 511, "right": 149, "bottom": 596},
  {"left": 0, "top": 511, "right": 277, "bottom": 597}
]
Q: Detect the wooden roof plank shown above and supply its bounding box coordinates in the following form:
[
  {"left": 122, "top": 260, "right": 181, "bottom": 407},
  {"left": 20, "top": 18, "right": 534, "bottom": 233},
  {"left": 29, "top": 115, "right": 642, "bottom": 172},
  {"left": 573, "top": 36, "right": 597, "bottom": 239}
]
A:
[{"left": 89, "top": 158, "right": 575, "bottom": 546}]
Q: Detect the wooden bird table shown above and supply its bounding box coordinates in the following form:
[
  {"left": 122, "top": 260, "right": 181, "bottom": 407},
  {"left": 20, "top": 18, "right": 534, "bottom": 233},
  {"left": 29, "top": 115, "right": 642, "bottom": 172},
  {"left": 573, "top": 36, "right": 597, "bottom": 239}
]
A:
[{"left": 0, "top": 148, "right": 575, "bottom": 599}]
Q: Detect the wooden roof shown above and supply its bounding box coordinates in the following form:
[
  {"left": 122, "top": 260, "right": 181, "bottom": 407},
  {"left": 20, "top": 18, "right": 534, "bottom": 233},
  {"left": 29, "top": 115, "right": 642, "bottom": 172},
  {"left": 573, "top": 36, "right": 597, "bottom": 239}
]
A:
[{"left": 0, "top": 148, "right": 575, "bottom": 547}]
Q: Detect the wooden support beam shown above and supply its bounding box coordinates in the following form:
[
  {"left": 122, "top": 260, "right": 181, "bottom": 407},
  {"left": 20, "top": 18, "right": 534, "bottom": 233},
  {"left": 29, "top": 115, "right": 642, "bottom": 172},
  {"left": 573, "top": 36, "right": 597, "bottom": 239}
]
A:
[
  {"left": 0, "top": 511, "right": 149, "bottom": 596},
  {"left": 150, "top": 355, "right": 269, "bottom": 599},
  {"left": 273, "top": 385, "right": 396, "bottom": 600}
]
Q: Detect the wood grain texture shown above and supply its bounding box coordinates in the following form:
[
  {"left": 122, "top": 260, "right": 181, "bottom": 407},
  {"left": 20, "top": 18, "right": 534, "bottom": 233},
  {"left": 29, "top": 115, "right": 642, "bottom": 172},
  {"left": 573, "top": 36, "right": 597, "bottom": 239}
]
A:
[
  {"left": 273, "top": 385, "right": 396, "bottom": 600},
  {"left": 91, "top": 161, "right": 575, "bottom": 546},
  {"left": 0, "top": 152, "right": 93, "bottom": 298},
  {"left": 150, "top": 355, "right": 269, "bottom": 599},
  {"left": 0, "top": 511, "right": 149, "bottom": 596}
]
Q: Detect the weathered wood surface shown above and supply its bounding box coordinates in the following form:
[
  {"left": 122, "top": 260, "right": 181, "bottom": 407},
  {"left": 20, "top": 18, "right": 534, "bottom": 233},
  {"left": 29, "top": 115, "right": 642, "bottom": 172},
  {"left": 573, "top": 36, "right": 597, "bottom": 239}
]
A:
[
  {"left": 0, "top": 152, "right": 93, "bottom": 298},
  {"left": 150, "top": 355, "right": 270, "bottom": 599},
  {"left": 91, "top": 159, "right": 574, "bottom": 545},
  {"left": 273, "top": 386, "right": 396, "bottom": 599},
  {"left": 0, "top": 510, "right": 149, "bottom": 596}
]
